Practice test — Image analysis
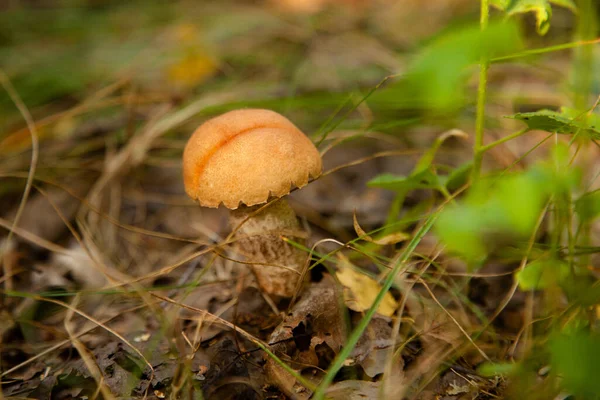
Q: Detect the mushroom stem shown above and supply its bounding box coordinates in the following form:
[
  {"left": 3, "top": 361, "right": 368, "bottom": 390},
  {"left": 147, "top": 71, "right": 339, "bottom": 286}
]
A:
[{"left": 229, "top": 199, "right": 308, "bottom": 298}]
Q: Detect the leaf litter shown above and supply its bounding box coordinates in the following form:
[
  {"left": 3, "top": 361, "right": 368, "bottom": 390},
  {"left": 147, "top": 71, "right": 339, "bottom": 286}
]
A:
[{"left": 0, "top": 0, "right": 593, "bottom": 399}]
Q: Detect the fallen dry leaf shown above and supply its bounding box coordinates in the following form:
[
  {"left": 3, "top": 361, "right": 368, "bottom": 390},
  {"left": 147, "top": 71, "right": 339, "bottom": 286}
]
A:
[
  {"left": 353, "top": 211, "right": 410, "bottom": 245},
  {"left": 325, "top": 380, "right": 381, "bottom": 399},
  {"left": 266, "top": 274, "right": 404, "bottom": 397},
  {"left": 350, "top": 314, "right": 397, "bottom": 378},
  {"left": 266, "top": 275, "right": 346, "bottom": 399},
  {"left": 52, "top": 244, "right": 107, "bottom": 289},
  {"left": 335, "top": 253, "right": 398, "bottom": 317}
]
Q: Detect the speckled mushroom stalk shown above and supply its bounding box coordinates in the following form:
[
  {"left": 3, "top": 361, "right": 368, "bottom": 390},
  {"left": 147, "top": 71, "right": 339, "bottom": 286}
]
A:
[
  {"left": 182, "top": 109, "right": 322, "bottom": 298},
  {"left": 229, "top": 200, "right": 308, "bottom": 297}
]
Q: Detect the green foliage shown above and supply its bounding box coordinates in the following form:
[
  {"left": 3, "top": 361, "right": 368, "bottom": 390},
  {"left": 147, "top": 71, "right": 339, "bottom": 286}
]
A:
[
  {"left": 575, "top": 190, "right": 600, "bottom": 221},
  {"left": 562, "top": 277, "right": 600, "bottom": 308},
  {"left": 369, "top": 21, "right": 522, "bottom": 111},
  {"left": 491, "top": 0, "right": 577, "bottom": 35},
  {"left": 435, "top": 143, "right": 580, "bottom": 264},
  {"left": 550, "top": 330, "right": 600, "bottom": 399},
  {"left": 509, "top": 107, "right": 600, "bottom": 139},
  {"left": 444, "top": 162, "right": 473, "bottom": 192},
  {"left": 531, "top": 142, "right": 582, "bottom": 198},
  {"left": 368, "top": 130, "right": 467, "bottom": 194},
  {"left": 516, "top": 259, "right": 570, "bottom": 290},
  {"left": 477, "top": 361, "right": 519, "bottom": 377},
  {"left": 436, "top": 171, "right": 547, "bottom": 262},
  {"left": 2, "top": 0, "right": 599, "bottom": 397}
]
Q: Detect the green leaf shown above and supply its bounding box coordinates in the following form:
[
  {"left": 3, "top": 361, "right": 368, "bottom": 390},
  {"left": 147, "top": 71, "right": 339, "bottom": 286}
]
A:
[
  {"left": 478, "top": 362, "right": 519, "bottom": 377},
  {"left": 436, "top": 203, "right": 489, "bottom": 262},
  {"left": 575, "top": 190, "right": 600, "bottom": 221},
  {"left": 512, "top": 0, "right": 552, "bottom": 35},
  {"left": 508, "top": 108, "right": 600, "bottom": 139},
  {"left": 549, "top": 0, "right": 577, "bottom": 10},
  {"left": 370, "top": 21, "right": 522, "bottom": 111},
  {"left": 491, "top": 0, "right": 577, "bottom": 35},
  {"left": 494, "top": 172, "right": 547, "bottom": 235},
  {"left": 435, "top": 170, "right": 548, "bottom": 264},
  {"left": 445, "top": 162, "right": 473, "bottom": 192},
  {"left": 526, "top": 142, "right": 581, "bottom": 205},
  {"left": 562, "top": 276, "right": 600, "bottom": 308},
  {"left": 516, "top": 259, "right": 570, "bottom": 290},
  {"left": 550, "top": 330, "right": 600, "bottom": 399},
  {"left": 490, "top": 0, "right": 510, "bottom": 7}
]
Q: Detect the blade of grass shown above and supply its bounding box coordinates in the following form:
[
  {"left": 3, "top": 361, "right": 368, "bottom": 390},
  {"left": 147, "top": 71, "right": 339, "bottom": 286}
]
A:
[
  {"left": 314, "top": 74, "right": 399, "bottom": 147},
  {"left": 311, "top": 211, "right": 438, "bottom": 399}
]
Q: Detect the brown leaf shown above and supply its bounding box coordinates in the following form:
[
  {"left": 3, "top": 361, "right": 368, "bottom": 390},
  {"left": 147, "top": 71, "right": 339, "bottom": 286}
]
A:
[
  {"left": 266, "top": 274, "right": 405, "bottom": 396},
  {"left": 350, "top": 315, "right": 399, "bottom": 378},
  {"left": 266, "top": 275, "right": 346, "bottom": 399},
  {"left": 325, "top": 380, "right": 381, "bottom": 400}
]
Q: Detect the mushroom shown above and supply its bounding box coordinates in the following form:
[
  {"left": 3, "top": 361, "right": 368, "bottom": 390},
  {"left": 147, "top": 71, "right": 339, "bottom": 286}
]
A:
[{"left": 182, "top": 109, "right": 322, "bottom": 298}]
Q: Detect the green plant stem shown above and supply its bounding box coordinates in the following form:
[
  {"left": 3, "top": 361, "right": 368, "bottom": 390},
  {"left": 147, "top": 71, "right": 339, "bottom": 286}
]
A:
[
  {"left": 471, "top": 0, "right": 490, "bottom": 184},
  {"left": 311, "top": 213, "right": 438, "bottom": 400},
  {"left": 478, "top": 128, "right": 529, "bottom": 153},
  {"left": 573, "top": 0, "right": 596, "bottom": 109},
  {"left": 491, "top": 37, "right": 600, "bottom": 63},
  {"left": 573, "top": 0, "right": 597, "bottom": 268}
]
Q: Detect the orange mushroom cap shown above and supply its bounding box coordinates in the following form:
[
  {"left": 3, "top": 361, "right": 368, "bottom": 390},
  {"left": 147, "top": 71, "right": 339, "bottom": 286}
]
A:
[{"left": 183, "top": 109, "right": 322, "bottom": 209}]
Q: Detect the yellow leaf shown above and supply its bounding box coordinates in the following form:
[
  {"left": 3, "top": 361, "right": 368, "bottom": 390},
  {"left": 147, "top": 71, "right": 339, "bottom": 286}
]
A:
[
  {"left": 173, "top": 23, "right": 200, "bottom": 43},
  {"left": 166, "top": 52, "right": 217, "bottom": 88},
  {"left": 353, "top": 212, "right": 409, "bottom": 245},
  {"left": 335, "top": 254, "right": 398, "bottom": 317}
]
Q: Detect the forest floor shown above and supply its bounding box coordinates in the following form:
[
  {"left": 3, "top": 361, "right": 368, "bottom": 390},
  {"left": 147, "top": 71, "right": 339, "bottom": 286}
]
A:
[{"left": 1, "top": 1, "right": 599, "bottom": 399}]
